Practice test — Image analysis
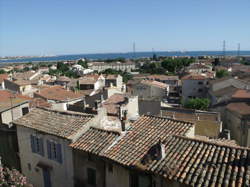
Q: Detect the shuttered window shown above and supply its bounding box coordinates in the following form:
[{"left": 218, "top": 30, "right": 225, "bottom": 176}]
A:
[
  {"left": 30, "top": 135, "right": 44, "bottom": 156},
  {"left": 47, "top": 140, "right": 63, "bottom": 164}
]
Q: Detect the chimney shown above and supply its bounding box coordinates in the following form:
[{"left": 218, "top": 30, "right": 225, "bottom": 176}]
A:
[
  {"left": 94, "top": 100, "right": 101, "bottom": 110},
  {"left": 159, "top": 140, "right": 166, "bottom": 159},
  {"left": 120, "top": 108, "right": 127, "bottom": 132}
]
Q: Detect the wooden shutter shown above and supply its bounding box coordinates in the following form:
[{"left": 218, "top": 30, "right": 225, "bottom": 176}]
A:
[
  {"left": 40, "top": 137, "right": 44, "bottom": 156},
  {"left": 30, "top": 135, "right": 35, "bottom": 153},
  {"left": 47, "top": 140, "right": 52, "bottom": 159},
  {"left": 56, "top": 143, "right": 62, "bottom": 164}
]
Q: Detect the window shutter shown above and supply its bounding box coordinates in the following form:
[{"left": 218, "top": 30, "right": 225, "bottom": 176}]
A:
[
  {"left": 47, "top": 140, "right": 52, "bottom": 159},
  {"left": 40, "top": 138, "right": 44, "bottom": 156},
  {"left": 30, "top": 135, "right": 35, "bottom": 153},
  {"left": 56, "top": 143, "right": 62, "bottom": 164}
]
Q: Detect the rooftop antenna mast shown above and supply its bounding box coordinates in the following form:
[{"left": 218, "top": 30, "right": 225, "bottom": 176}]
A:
[
  {"left": 133, "top": 42, "right": 136, "bottom": 59},
  {"left": 237, "top": 43, "right": 240, "bottom": 58},
  {"left": 223, "top": 40, "right": 226, "bottom": 59}
]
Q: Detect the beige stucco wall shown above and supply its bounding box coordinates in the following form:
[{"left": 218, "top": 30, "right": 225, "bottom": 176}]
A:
[
  {"left": 16, "top": 126, "right": 74, "bottom": 187},
  {"left": 105, "top": 162, "right": 130, "bottom": 187},
  {"left": 73, "top": 151, "right": 105, "bottom": 187},
  {"left": 1, "top": 102, "right": 29, "bottom": 125}
]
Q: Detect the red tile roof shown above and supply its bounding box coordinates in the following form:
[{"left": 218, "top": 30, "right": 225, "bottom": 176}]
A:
[
  {"left": 102, "top": 94, "right": 127, "bottom": 115},
  {"left": 70, "top": 127, "right": 120, "bottom": 155},
  {"left": 143, "top": 135, "right": 250, "bottom": 186},
  {"left": 141, "top": 80, "right": 168, "bottom": 89},
  {"left": 102, "top": 115, "right": 193, "bottom": 166},
  {"left": 182, "top": 74, "right": 207, "bottom": 80},
  {"left": 226, "top": 102, "right": 250, "bottom": 115},
  {"left": 147, "top": 75, "right": 179, "bottom": 81},
  {"left": 34, "top": 86, "right": 83, "bottom": 101},
  {"left": 13, "top": 107, "right": 93, "bottom": 139},
  {"left": 232, "top": 89, "right": 250, "bottom": 99},
  {"left": 0, "top": 74, "right": 8, "bottom": 83}
]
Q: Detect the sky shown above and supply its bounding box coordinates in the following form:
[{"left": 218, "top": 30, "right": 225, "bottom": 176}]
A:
[{"left": 0, "top": 0, "right": 250, "bottom": 56}]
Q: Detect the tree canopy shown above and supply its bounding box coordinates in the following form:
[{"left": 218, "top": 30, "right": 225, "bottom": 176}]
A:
[
  {"left": 216, "top": 69, "right": 229, "bottom": 78},
  {"left": 183, "top": 98, "right": 210, "bottom": 110}
]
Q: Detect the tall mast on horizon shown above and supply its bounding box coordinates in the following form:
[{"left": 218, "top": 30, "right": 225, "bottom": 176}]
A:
[
  {"left": 223, "top": 40, "right": 226, "bottom": 58},
  {"left": 237, "top": 43, "right": 240, "bottom": 57},
  {"left": 133, "top": 42, "right": 136, "bottom": 59}
]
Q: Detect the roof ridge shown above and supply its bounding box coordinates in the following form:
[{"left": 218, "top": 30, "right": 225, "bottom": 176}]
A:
[
  {"left": 142, "top": 115, "right": 194, "bottom": 125},
  {"left": 173, "top": 135, "right": 250, "bottom": 150},
  {"left": 35, "top": 107, "right": 94, "bottom": 118},
  {"left": 90, "top": 126, "right": 121, "bottom": 135}
]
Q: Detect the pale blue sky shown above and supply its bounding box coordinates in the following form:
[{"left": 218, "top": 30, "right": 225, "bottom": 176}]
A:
[{"left": 0, "top": 0, "right": 250, "bottom": 56}]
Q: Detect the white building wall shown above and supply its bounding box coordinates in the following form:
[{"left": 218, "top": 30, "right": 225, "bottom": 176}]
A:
[
  {"left": 1, "top": 102, "right": 29, "bottom": 125},
  {"left": 16, "top": 126, "right": 74, "bottom": 187}
]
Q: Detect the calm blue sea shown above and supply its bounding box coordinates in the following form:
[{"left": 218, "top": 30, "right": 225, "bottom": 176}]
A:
[{"left": 1, "top": 51, "right": 250, "bottom": 64}]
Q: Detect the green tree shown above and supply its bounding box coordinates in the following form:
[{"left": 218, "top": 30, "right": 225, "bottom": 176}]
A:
[
  {"left": 183, "top": 98, "right": 210, "bottom": 110},
  {"left": 0, "top": 69, "right": 6, "bottom": 74},
  {"left": 77, "top": 59, "right": 88, "bottom": 68},
  {"left": 216, "top": 69, "right": 229, "bottom": 78},
  {"left": 57, "top": 62, "right": 69, "bottom": 72}
]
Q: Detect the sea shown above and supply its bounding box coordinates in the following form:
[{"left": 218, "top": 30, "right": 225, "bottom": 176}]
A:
[{"left": 1, "top": 51, "right": 250, "bottom": 64}]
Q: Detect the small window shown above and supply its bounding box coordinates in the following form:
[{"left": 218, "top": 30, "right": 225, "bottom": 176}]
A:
[
  {"left": 87, "top": 168, "right": 96, "bottom": 186},
  {"left": 22, "top": 107, "right": 29, "bottom": 116},
  {"left": 198, "top": 89, "right": 203, "bottom": 92},
  {"left": 30, "top": 135, "right": 44, "bottom": 156},
  {"left": 108, "top": 164, "right": 113, "bottom": 173},
  {"left": 47, "top": 140, "right": 62, "bottom": 163},
  {"left": 198, "top": 81, "right": 203, "bottom": 85}
]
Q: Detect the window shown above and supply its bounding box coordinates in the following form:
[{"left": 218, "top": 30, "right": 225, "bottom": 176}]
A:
[
  {"left": 47, "top": 140, "right": 62, "bottom": 163},
  {"left": 87, "top": 168, "right": 96, "bottom": 186},
  {"left": 198, "top": 81, "right": 203, "bottom": 85},
  {"left": 30, "top": 135, "right": 44, "bottom": 156},
  {"left": 22, "top": 107, "right": 29, "bottom": 116},
  {"left": 198, "top": 89, "right": 203, "bottom": 92},
  {"left": 108, "top": 164, "right": 113, "bottom": 173},
  {"left": 130, "top": 172, "right": 151, "bottom": 187}
]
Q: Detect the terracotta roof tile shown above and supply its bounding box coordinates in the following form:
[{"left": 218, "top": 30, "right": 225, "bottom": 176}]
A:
[
  {"left": 102, "top": 115, "right": 193, "bottom": 166},
  {"left": 70, "top": 127, "right": 120, "bottom": 155},
  {"left": 13, "top": 107, "right": 93, "bottom": 139},
  {"left": 182, "top": 74, "right": 207, "bottom": 80},
  {"left": 226, "top": 102, "right": 250, "bottom": 115},
  {"left": 147, "top": 75, "right": 179, "bottom": 81},
  {"left": 232, "top": 89, "right": 250, "bottom": 99},
  {"left": 141, "top": 80, "right": 168, "bottom": 89},
  {"left": 34, "top": 86, "right": 83, "bottom": 101},
  {"left": 144, "top": 135, "right": 250, "bottom": 187},
  {"left": 0, "top": 74, "right": 8, "bottom": 83}
]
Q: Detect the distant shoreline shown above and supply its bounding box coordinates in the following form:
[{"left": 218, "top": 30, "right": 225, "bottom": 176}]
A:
[{"left": 1, "top": 50, "right": 250, "bottom": 64}]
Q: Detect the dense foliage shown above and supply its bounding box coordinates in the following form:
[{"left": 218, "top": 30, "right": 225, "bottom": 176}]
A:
[
  {"left": 183, "top": 98, "right": 210, "bottom": 110},
  {"left": 77, "top": 59, "right": 88, "bottom": 68},
  {"left": 101, "top": 69, "right": 132, "bottom": 83},
  {"left": 161, "top": 58, "right": 195, "bottom": 73},
  {"left": 216, "top": 69, "right": 229, "bottom": 78},
  {"left": 48, "top": 62, "right": 79, "bottom": 78},
  {"left": 140, "top": 57, "right": 194, "bottom": 74},
  {"left": 0, "top": 70, "right": 6, "bottom": 74},
  {"left": 0, "top": 165, "right": 32, "bottom": 187}
]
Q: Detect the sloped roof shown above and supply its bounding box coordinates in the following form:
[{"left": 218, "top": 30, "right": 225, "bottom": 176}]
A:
[
  {"left": 226, "top": 102, "right": 250, "bottom": 115},
  {"left": 0, "top": 90, "right": 29, "bottom": 112},
  {"left": 70, "top": 127, "right": 120, "bottom": 155},
  {"left": 147, "top": 75, "right": 179, "bottom": 81},
  {"left": 182, "top": 74, "right": 207, "bottom": 80},
  {"left": 102, "top": 115, "right": 193, "bottom": 166},
  {"left": 13, "top": 107, "right": 93, "bottom": 139},
  {"left": 141, "top": 80, "right": 168, "bottom": 89},
  {"left": 0, "top": 74, "right": 8, "bottom": 83},
  {"left": 232, "top": 89, "right": 250, "bottom": 99},
  {"left": 144, "top": 135, "right": 250, "bottom": 187},
  {"left": 34, "top": 86, "right": 83, "bottom": 101}
]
